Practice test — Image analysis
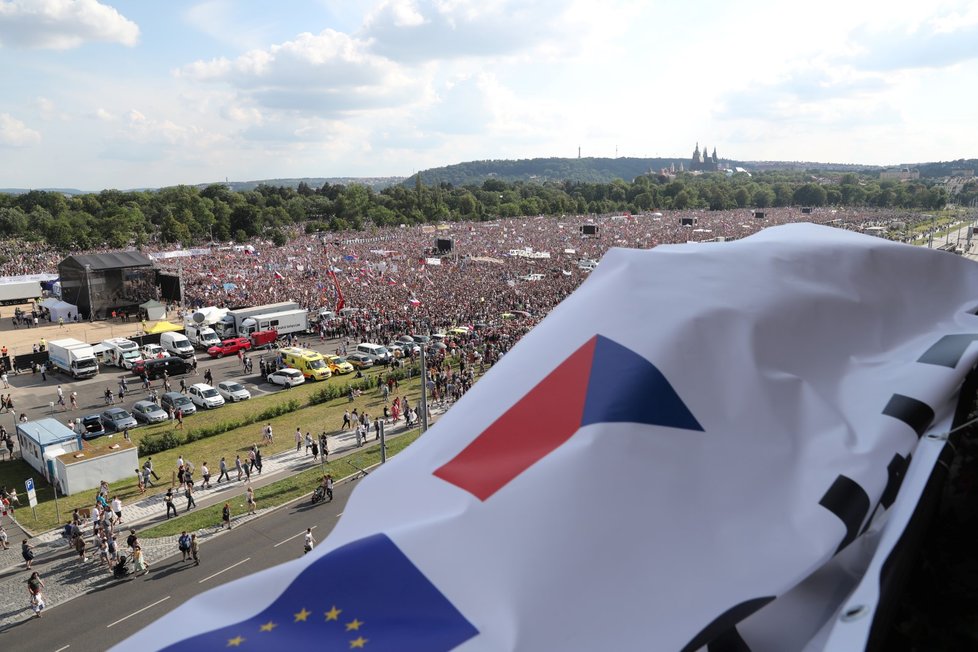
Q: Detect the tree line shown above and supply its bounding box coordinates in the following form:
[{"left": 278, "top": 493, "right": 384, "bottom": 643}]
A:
[{"left": 0, "top": 170, "right": 951, "bottom": 250}]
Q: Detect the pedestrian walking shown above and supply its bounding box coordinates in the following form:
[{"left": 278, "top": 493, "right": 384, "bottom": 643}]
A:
[
  {"left": 70, "top": 391, "right": 78, "bottom": 410},
  {"left": 164, "top": 488, "right": 177, "bottom": 519},
  {"left": 305, "top": 432, "right": 313, "bottom": 454},
  {"left": 325, "top": 474, "right": 333, "bottom": 502},
  {"left": 176, "top": 408, "right": 184, "bottom": 429},
  {"left": 246, "top": 486, "right": 256, "bottom": 514},
  {"left": 133, "top": 545, "right": 149, "bottom": 575},
  {"left": 22, "top": 539, "right": 34, "bottom": 569},
  {"left": 222, "top": 502, "right": 231, "bottom": 530},
  {"left": 74, "top": 533, "right": 87, "bottom": 563},
  {"left": 235, "top": 455, "right": 243, "bottom": 481},
  {"left": 0, "top": 371, "right": 7, "bottom": 389},
  {"left": 144, "top": 458, "right": 160, "bottom": 481},
  {"left": 40, "top": 362, "right": 47, "bottom": 382},
  {"left": 254, "top": 448, "right": 263, "bottom": 475},
  {"left": 217, "top": 457, "right": 229, "bottom": 483},
  {"left": 184, "top": 482, "right": 196, "bottom": 511},
  {"left": 0, "top": 523, "right": 8, "bottom": 550},
  {"left": 248, "top": 446, "right": 257, "bottom": 474},
  {"left": 201, "top": 462, "right": 211, "bottom": 488},
  {"left": 111, "top": 495, "right": 123, "bottom": 523},
  {"left": 190, "top": 533, "right": 199, "bottom": 566},
  {"left": 303, "top": 528, "right": 314, "bottom": 554},
  {"left": 27, "top": 572, "right": 44, "bottom": 618},
  {"left": 262, "top": 423, "right": 273, "bottom": 445},
  {"left": 295, "top": 427, "right": 302, "bottom": 452},
  {"left": 342, "top": 410, "right": 351, "bottom": 430}
]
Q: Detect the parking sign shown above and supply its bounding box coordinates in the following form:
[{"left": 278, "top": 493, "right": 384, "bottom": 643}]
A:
[{"left": 25, "top": 478, "right": 37, "bottom": 508}]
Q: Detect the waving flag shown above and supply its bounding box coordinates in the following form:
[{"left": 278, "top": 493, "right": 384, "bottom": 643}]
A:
[{"left": 117, "top": 224, "right": 978, "bottom": 651}]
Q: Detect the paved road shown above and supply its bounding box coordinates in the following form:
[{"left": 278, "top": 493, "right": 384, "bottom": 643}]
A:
[{"left": 0, "top": 477, "right": 359, "bottom": 651}]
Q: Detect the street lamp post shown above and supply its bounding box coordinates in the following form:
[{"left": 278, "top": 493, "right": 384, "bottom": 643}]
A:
[
  {"left": 84, "top": 264, "right": 93, "bottom": 320},
  {"left": 420, "top": 346, "right": 429, "bottom": 433}
]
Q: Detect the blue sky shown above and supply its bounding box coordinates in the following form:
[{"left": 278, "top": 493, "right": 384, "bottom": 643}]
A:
[{"left": 1, "top": 0, "right": 977, "bottom": 190}]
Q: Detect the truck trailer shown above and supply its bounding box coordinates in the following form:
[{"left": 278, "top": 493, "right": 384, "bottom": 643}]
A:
[{"left": 215, "top": 301, "right": 302, "bottom": 338}]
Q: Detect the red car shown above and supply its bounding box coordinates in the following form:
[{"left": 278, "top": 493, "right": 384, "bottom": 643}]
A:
[{"left": 207, "top": 337, "right": 252, "bottom": 358}]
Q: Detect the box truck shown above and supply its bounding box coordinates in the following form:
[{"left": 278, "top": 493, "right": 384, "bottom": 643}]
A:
[
  {"left": 214, "top": 301, "right": 302, "bottom": 338},
  {"left": 48, "top": 338, "right": 99, "bottom": 379}
]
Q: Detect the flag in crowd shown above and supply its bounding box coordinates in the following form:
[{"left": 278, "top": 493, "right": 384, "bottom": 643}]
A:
[{"left": 116, "top": 224, "right": 978, "bottom": 651}]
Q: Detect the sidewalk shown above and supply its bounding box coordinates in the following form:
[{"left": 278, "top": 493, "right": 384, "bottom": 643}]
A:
[{"left": 0, "top": 412, "right": 435, "bottom": 627}]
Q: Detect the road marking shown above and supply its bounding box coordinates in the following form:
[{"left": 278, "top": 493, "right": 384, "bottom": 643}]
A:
[
  {"left": 54, "top": 646, "right": 70, "bottom": 652},
  {"left": 106, "top": 596, "right": 171, "bottom": 628},
  {"left": 336, "top": 512, "right": 343, "bottom": 517},
  {"left": 198, "top": 557, "right": 251, "bottom": 584},
  {"left": 274, "top": 525, "right": 316, "bottom": 548}
]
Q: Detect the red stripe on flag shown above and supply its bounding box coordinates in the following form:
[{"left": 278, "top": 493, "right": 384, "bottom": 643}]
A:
[{"left": 433, "top": 336, "right": 596, "bottom": 500}]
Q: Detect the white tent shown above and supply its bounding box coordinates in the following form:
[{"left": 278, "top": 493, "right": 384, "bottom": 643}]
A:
[{"left": 47, "top": 300, "right": 78, "bottom": 323}]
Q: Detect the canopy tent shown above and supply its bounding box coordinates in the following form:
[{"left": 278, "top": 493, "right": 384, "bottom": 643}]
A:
[
  {"left": 46, "top": 300, "right": 78, "bottom": 323},
  {"left": 146, "top": 320, "right": 182, "bottom": 334},
  {"left": 139, "top": 299, "right": 166, "bottom": 321}
]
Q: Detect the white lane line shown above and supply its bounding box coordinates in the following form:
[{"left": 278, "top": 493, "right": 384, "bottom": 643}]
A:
[
  {"left": 198, "top": 557, "right": 251, "bottom": 584},
  {"left": 54, "top": 646, "right": 70, "bottom": 652},
  {"left": 274, "top": 525, "right": 316, "bottom": 548},
  {"left": 106, "top": 596, "right": 171, "bottom": 628}
]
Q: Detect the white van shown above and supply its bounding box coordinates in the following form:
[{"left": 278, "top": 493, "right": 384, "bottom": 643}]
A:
[
  {"left": 160, "top": 332, "right": 196, "bottom": 360},
  {"left": 101, "top": 337, "right": 142, "bottom": 369},
  {"left": 356, "top": 343, "right": 392, "bottom": 364}
]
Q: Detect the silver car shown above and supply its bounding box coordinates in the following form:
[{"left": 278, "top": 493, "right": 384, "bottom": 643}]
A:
[{"left": 131, "top": 400, "right": 168, "bottom": 424}]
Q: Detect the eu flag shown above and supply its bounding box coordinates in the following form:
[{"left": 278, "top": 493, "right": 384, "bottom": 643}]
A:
[{"left": 160, "top": 534, "right": 477, "bottom": 651}]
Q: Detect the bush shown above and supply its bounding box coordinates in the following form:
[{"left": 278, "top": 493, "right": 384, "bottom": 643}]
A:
[{"left": 137, "top": 399, "right": 303, "bottom": 455}]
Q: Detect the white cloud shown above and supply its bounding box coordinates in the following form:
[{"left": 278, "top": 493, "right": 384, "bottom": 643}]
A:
[
  {"left": 0, "top": 0, "right": 139, "bottom": 50},
  {"left": 177, "top": 29, "right": 422, "bottom": 116},
  {"left": 360, "top": 0, "right": 606, "bottom": 62},
  {"left": 0, "top": 113, "right": 41, "bottom": 146}
]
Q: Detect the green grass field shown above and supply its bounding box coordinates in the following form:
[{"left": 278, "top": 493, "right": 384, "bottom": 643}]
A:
[{"left": 1, "top": 366, "right": 423, "bottom": 533}]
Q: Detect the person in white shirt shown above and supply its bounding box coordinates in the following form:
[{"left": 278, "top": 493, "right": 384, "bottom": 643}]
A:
[
  {"left": 110, "top": 496, "right": 123, "bottom": 523},
  {"left": 303, "top": 528, "right": 314, "bottom": 554}
]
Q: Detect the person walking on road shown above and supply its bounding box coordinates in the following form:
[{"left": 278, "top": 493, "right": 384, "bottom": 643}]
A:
[
  {"left": 254, "top": 448, "right": 263, "bottom": 475},
  {"left": 184, "top": 482, "right": 196, "bottom": 511},
  {"left": 303, "top": 528, "right": 315, "bottom": 555},
  {"left": 27, "top": 572, "right": 44, "bottom": 618},
  {"left": 295, "top": 427, "right": 302, "bottom": 453},
  {"left": 144, "top": 458, "right": 160, "bottom": 482},
  {"left": 190, "top": 533, "right": 199, "bottom": 566},
  {"left": 222, "top": 503, "right": 231, "bottom": 530},
  {"left": 216, "top": 457, "right": 229, "bottom": 483},
  {"left": 201, "top": 462, "right": 211, "bottom": 489},
  {"left": 234, "top": 455, "right": 243, "bottom": 481},
  {"left": 111, "top": 495, "right": 123, "bottom": 523},
  {"left": 133, "top": 545, "right": 149, "bottom": 576},
  {"left": 22, "top": 539, "right": 34, "bottom": 569},
  {"left": 164, "top": 488, "right": 177, "bottom": 519},
  {"left": 325, "top": 474, "right": 334, "bottom": 502}
]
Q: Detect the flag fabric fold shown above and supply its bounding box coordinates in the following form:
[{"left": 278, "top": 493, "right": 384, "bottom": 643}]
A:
[{"left": 117, "top": 224, "right": 978, "bottom": 651}]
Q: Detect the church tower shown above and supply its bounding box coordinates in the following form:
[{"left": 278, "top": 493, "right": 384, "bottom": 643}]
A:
[{"left": 692, "top": 142, "right": 701, "bottom": 163}]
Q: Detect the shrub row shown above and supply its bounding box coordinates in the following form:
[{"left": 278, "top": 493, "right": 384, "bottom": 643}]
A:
[
  {"left": 138, "top": 399, "right": 302, "bottom": 455},
  {"left": 307, "top": 364, "right": 421, "bottom": 406}
]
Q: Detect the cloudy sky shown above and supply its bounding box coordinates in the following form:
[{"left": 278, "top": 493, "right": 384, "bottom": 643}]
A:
[{"left": 1, "top": 0, "right": 977, "bottom": 190}]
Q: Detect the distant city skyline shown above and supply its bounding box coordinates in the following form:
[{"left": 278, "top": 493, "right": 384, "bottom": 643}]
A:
[{"left": 1, "top": 0, "right": 977, "bottom": 190}]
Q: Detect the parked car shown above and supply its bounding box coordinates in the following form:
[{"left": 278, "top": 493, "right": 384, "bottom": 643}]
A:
[
  {"left": 207, "top": 337, "right": 252, "bottom": 358},
  {"left": 133, "top": 356, "right": 191, "bottom": 380},
  {"left": 187, "top": 383, "right": 226, "bottom": 409},
  {"left": 141, "top": 343, "right": 166, "bottom": 360},
  {"left": 79, "top": 414, "right": 106, "bottom": 440},
  {"left": 131, "top": 400, "right": 169, "bottom": 424},
  {"left": 217, "top": 380, "right": 251, "bottom": 402},
  {"left": 161, "top": 391, "right": 196, "bottom": 416},
  {"left": 326, "top": 354, "right": 354, "bottom": 375},
  {"left": 345, "top": 352, "right": 376, "bottom": 369},
  {"left": 100, "top": 407, "right": 138, "bottom": 432},
  {"left": 267, "top": 368, "right": 305, "bottom": 387}
]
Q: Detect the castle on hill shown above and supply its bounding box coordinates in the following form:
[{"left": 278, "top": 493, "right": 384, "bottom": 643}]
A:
[{"left": 690, "top": 142, "right": 720, "bottom": 172}]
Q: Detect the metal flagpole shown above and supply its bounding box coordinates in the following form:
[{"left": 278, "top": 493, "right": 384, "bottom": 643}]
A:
[{"left": 420, "top": 345, "right": 429, "bottom": 433}]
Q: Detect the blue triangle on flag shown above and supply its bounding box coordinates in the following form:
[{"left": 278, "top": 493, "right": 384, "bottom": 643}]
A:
[{"left": 582, "top": 335, "right": 703, "bottom": 431}]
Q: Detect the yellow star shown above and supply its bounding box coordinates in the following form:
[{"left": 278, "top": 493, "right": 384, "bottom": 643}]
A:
[
  {"left": 227, "top": 635, "right": 245, "bottom": 647},
  {"left": 325, "top": 605, "right": 342, "bottom": 621},
  {"left": 349, "top": 636, "right": 368, "bottom": 649},
  {"left": 259, "top": 621, "right": 277, "bottom": 632},
  {"left": 294, "top": 608, "right": 311, "bottom": 622},
  {"left": 345, "top": 618, "right": 364, "bottom": 631}
]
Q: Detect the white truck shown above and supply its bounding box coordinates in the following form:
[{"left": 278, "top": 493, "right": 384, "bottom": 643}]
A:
[
  {"left": 184, "top": 322, "right": 222, "bottom": 350},
  {"left": 101, "top": 337, "right": 143, "bottom": 370},
  {"left": 215, "top": 301, "right": 302, "bottom": 338},
  {"left": 48, "top": 338, "right": 100, "bottom": 379},
  {"left": 0, "top": 277, "right": 43, "bottom": 305},
  {"left": 238, "top": 308, "right": 309, "bottom": 337}
]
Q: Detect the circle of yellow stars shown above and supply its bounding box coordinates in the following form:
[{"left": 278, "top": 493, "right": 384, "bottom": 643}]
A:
[{"left": 225, "top": 605, "right": 367, "bottom": 648}]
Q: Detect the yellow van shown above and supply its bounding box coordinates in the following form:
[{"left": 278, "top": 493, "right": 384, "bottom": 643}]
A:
[{"left": 280, "top": 347, "right": 332, "bottom": 381}]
